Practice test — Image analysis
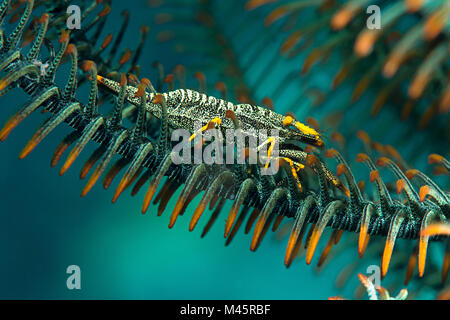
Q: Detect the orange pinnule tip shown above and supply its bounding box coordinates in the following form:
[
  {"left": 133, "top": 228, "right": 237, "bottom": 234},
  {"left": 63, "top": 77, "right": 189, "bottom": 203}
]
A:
[
  {"left": 424, "top": 12, "right": 445, "bottom": 41},
  {"left": 224, "top": 208, "right": 238, "bottom": 238},
  {"left": 128, "top": 74, "right": 139, "bottom": 85},
  {"left": 65, "top": 43, "right": 76, "bottom": 55},
  {"left": 82, "top": 158, "right": 101, "bottom": 181},
  {"left": 369, "top": 170, "right": 379, "bottom": 183},
  {"left": 237, "top": 94, "right": 250, "bottom": 104},
  {"left": 336, "top": 163, "right": 346, "bottom": 177},
  {"left": 401, "top": 100, "right": 414, "bottom": 120},
  {"left": 284, "top": 232, "right": 298, "bottom": 266},
  {"left": 215, "top": 81, "right": 226, "bottom": 92},
  {"left": 59, "top": 30, "right": 70, "bottom": 43},
  {"left": 120, "top": 73, "right": 127, "bottom": 87},
  {"left": 142, "top": 184, "right": 157, "bottom": 214},
  {"left": 245, "top": 0, "right": 275, "bottom": 10},
  {"left": 420, "top": 223, "right": 450, "bottom": 237},
  {"left": 396, "top": 179, "right": 406, "bottom": 194},
  {"left": 81, "top": 172, "right": 101, "bottom": 197},
  {"left": 169, "top": 197, "right": 187, "bottom": 228},
  {"left": 103, "top": 169, "right": 118, "bottom": 190},
  {"left": 140, "top": 25, "right": 150, "bottom": 35},
  {"left": 264, "top": 7, "right": 288, "bottom": 26},
  {"left": 0, "top": 117, "right": 19, "bottom": 141},
  {"left": 357, "top": 180, "right": 365, "bottom": 192},
  {"left": 356, "top": 153, "right": 369, "bottom": 163},
  {"left": 356, "top": 130, "right": 370, "bottom": 144},
  {"left": 19, "top": 140, "right": 37, "bottom": 159},
  {"left": 281, "top": 31, "right": 302, "bottom": 53},
  {"left": 173, "top": 64, "right": 185, "bottom": 75},
  {"left": 332, "top": 66, "right": 348, "bottom": 89},
  {"left": 39, "top": 13, "right": 49, "bottom": 24},
  {"left": 0, "top": 78, "right": 9, "bottom": 92},
  {"left": 405, "top": 0, "right": 423, "bottom": 12},
  {"left": 428, "top": 153, "right": 444, "bottom": 164},
  {"left": 439, "top": 89, "right": 450, "bottom": 114},
  {"left": 325, "top": 149, "right": 338, "bottom": 158},
  {"left": 372, "top": 142, "right": 385, "bottom": 153},
  {"left": 418, "top": 238, "right": 428, "bottom": 277},
  {"left": 331, "top": 8, "right": 352, "bottom": 30},
  {"left": 385, "top": 145, "right": 401, "bottom": 160},
  {"left": 101, "top": 34, "right": 113, "bottom": 49},
  {"left": 433, "top": 166, "right": 448, "bottom": 176},
  {"left": 141, "top": 78, "right": 151, "bottom": 85},
  {"left": 381, "top": 240, "right": 394, "bottom": 277},
  {"left": 140, "top": 78, "right": 152, "bottom": 88},
  {"left": 405, "top": 169, "right": 419, "bottom": 180},
  {"left": 301, "top": 49, "right": 321, "bottom": 75},
  {"left": 112, "top": 177, "right": 129, "bottom": 203},
  {"left": 405, "top": 251, "right": 417, "bottom": 285},
  {"left": 306, "top": 154, "right": 318, "bottom": 167},
  {"left": 134, "top": 84, "right": 146, "bottom": 98},
  {"left": 342, "top": 186, "right": 350, "bottom": 198},
  {"left": 357, "top": 273, "right": 369, "bottom": 286},
  {"left": 261, "top": 97, "right": 274, "bottom": 110},
  {"left": 409, "top": 74, "right": 427, "bottom": 99},
  {"left": 376, "top": 157, "right": 390, "bottom": 167},
  {"left": 305, "top": 228, "right": 320, "bottom": 265},
  {"left": 164, "top": 74, "right": 174, "bottom": 84},
  {"left": 331, "top": 132, "right": 345, "bottom": 144},
  {"left": 383, "top": 56, "right": 400, "bottom": 78},
  {"left": 225, "top": 109, "right": 236, "bottom": 120},
  {"left": 80, "top": 162, "right": 93, "bottom": 180},
  {"left": 189, "top": 204, "right": 206, "bottom": 232},
  {"left": 194, "top": 71, "right": 205, "bottom": 81},
  {"left": 354, "top": 31, "right": 376, "bottom": 57},
  {"left": 358, "top": 225, "right": 368, "bottom": 256},
  {"left": 152, "top": 94, "right": 164, "bottom": 104},
  {"left": 250, "top": 218, "right": 265, "bottom": 251},
  {"left": 261, "top": 97, "right": 273, "bottom": 106},
  {"left": 106, "top": 71, "right": 118, "bottom": 79},
  {"left": 419, "top": 185, "right": 430, "bottom": 202},
  {"left": 51, "top": 142, "right": 69, "bottom": 168},
  {"left": 119, "top": 49, "right": 132, "bottom": 65},
  {"left": 59, "top": 151, "right": 79, "bottom": 176},
  {"left": 98, "top": 5, "right": 111, "bottom": 17},
  {"left": 81, "top": 60, "right": 95, "bottom": 72},
  {"left": 328, "top": 296, "right": 346, "bottom": 301},
  {"left": 242, "top": 148, "right": 250, "bottom": 161}
]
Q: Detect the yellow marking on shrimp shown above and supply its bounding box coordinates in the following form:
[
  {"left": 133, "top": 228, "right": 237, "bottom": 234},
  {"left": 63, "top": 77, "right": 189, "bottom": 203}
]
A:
[
  {"left": 281, "top": 157, "right": 304, "bottom": 192},
  {"left": 189, "top": 117, "right": 222, "bottom": 142},
  {"left": 283, "top": 115, "right": 295, "bottom": 127},
  {"left": 263, "top": 137, "right": 277, "bottom": 169},
  {"left": 283, "top": 116, "right": 323, "bottom": 146}
]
